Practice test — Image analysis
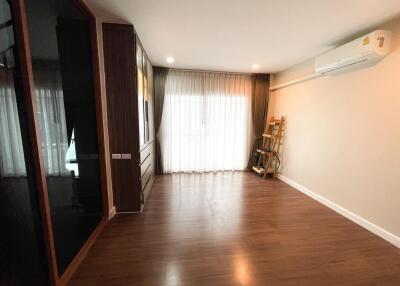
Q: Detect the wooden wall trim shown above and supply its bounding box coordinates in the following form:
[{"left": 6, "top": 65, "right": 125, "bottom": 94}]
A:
[{"left": 11, "top": 0, "right": 59, "bottom": 284}]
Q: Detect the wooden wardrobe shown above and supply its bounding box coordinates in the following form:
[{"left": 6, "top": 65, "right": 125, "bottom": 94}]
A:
[{"left": 102, "top": 23, "right": 155, "bottom": 212}]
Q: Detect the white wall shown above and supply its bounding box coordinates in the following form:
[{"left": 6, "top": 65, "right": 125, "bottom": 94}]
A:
[{"left": 270, "top": 17, "right": 400, "bottom": 242}]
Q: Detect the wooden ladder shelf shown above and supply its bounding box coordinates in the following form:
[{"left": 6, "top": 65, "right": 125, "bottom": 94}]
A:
[{"left": 252, "top": 116, "right": 285, "bottom": 178}]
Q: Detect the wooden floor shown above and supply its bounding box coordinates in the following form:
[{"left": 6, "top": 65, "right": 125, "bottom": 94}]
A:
[{"left": 68, "top": 172, "right": 400, "bottom": 286}]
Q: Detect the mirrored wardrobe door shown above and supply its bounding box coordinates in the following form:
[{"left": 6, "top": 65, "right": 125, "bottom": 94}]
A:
[
  {"left": 24, "top": 0, "right": 104, "bottom": 275},
  {"left": 143, "top": 53, "right": 149, "bottom": 143},
  {"left": 137, "top": 42, "right": 145, "bottom": 147},
  {"left": 137, "top": 40, "right": 150, "bottom": 147},
  {"left": 0, "top": 0, "right": 49, "bottom": 284}
]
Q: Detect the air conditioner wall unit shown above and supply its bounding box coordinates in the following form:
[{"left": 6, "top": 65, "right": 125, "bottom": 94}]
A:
[{"left": 315, "top": 30, "right": 392, "bottom": 75}]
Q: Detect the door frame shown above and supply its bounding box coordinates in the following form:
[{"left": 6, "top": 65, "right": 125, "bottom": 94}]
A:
[{"left": 10, "top": 0, "right": 110, "bottom": 285}]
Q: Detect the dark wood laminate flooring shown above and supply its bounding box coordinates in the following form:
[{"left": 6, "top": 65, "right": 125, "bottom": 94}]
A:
[{"left": 68, "top": 172, "right": 400, "bottom": 286}]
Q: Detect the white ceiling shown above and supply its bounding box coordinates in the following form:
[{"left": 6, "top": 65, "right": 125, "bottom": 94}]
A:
[{"left": 84, "top": 0, "right": 400, "bottom": 73}]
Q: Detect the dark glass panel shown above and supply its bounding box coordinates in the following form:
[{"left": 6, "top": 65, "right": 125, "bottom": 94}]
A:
[
  {"left": 137, "top": 42, "right": 145, "bottom": 146},
  {"left": 0, "top": 0, "right": 48, "bottom": 285},
  {"left": 25, "top": 0, "right": 103, "bottom": 274},
  {"left": 137, "top": 41, "right": 150, "bottom": 146},
  {"left": 143, "top": 54, "right": 149, "bottom": 143}
]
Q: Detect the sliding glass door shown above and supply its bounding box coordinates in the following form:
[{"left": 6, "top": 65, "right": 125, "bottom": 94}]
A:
[
  {"left": 0, "top": 0, "right": 48, "bottom": 284},
  {"left": 25, "top": 0, "right": 103, "bottom": 275}
]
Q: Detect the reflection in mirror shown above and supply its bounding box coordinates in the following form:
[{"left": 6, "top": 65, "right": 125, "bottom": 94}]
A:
[
  {"left": 25, "top": 0, "right": 103, "bottom": 275},
  {"left": 137, "top": 42, "right": 145, "bottom": 146},
  {"left": 65, "top": 129, "right": 79, "bottom": 176},
  {"left": 0, "top": 0, "right": 48, "bottom": 284},
  {"left": 137, "top": 41, "right": 150, "bottom": 146},
  {"left": 143, "top": 55, "right": 149, "bottom": 143}
]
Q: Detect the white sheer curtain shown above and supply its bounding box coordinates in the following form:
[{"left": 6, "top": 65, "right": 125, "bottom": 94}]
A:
[
  {"left": 160, "top": 70, "right": 253, "bottom": 173},
  {"left": 34, "top": 63, "right": 69, "bottom": 176},
  {"left": 0, "top": 64, "right": 69, "bottom": 177},
  {"left": 0, "top": 69, "right": 27, "bottom": 176}
]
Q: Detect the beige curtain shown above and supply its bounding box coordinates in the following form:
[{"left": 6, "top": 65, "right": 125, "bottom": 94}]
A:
[
  {"left": 248, "top": 73, "right": 270, "bottom": 169},
  {"left": 153, "top": 67, "right": 169, "bottom": 174}
]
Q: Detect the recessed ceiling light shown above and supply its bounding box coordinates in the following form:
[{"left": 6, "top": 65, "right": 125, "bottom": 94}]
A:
[
  {"left": 252, "top": 64, "right": 260, "bottom": 69},
  {"left": 166, "top": 57, "right": 175, "bottom": 64}
]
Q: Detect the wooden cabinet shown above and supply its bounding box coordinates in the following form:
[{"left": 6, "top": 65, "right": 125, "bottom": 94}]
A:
[
  {"left": 102, "top": 23, "right": 155, "bottom": 212},
  {"left": 137, "top": 39, "right": 156, "bottom": 202}
]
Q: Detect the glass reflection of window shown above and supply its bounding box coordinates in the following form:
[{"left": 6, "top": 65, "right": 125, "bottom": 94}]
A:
[
  {"left": 0, "top": 52, "right": 27, "bottom": 177},
  {"left": 25, "top": 0, "right": 104, "bottom": 275},
  {"left": 65, "top": 129, "right": 79, "bottom": 176},
  {"left": 34, "top": 63, "right": 69, "bottom": 176},
  {"left": 0, "top": 4, "right": 27, "bottom": 178},
  {"left": 0, "top": 1, "right": 49, "bottom": 284}
]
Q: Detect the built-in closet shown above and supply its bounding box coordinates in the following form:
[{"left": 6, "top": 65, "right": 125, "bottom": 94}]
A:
[
  {"left": 0, "top": 0, "right": 107, "bottom": 285},
  {"left": 102, "top": 23, "right": 155, "bottom": 213}
]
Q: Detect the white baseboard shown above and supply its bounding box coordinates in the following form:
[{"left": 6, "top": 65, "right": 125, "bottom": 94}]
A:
[
  {"left": 108, "top": 206, "right": 116, "bottom": 219},
  {"left": 277, "top": 174, "right": 400, "bottom": 248}
]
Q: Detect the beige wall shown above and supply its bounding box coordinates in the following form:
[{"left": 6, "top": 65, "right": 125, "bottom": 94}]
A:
[{"left": 270, "top": 17, "right": 400, "bottom": 238}]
